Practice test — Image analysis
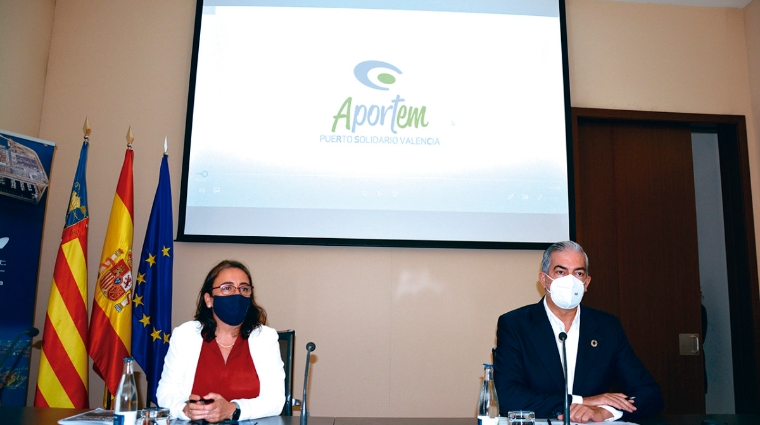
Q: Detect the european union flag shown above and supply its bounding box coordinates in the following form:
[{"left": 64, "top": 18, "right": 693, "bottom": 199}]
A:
[{"left": 132, "top": 153, "right": 173, "bottom": 405}]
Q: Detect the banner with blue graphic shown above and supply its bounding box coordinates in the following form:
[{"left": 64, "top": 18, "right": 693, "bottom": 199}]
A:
[{"left": 0, "top": 129, "right": 55, "bottom": 406}]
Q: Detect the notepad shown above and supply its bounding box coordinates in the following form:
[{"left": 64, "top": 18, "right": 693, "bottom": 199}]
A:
[{"left": 58, "top": 408, "right": 114, "bottom": 424}]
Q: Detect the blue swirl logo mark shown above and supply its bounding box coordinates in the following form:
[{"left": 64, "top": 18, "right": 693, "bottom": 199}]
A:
[{"left": 354, "top": 60, "right": 402, "bottom": 91}]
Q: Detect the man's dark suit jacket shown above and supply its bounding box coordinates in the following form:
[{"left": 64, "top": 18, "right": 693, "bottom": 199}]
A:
[{"left": 493, "top": 299, "right": 664, "bottom": 421}]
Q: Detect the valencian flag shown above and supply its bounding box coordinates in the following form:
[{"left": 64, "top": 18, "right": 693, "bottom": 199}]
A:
[
  {"left": 132, "top": 151, "right": 173, "bottom": 405},
  {"left": 34, "top": 136, "right": 90, "bottom": 408},
  {"left": 89, "top": 138, "right": 134, "bottom": 396}
]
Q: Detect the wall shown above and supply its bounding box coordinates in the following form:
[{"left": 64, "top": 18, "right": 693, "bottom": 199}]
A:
[
  {"left": 1, "top": 0, "right": 759, "bottom": 417},
  {"left": 0, "top": 1, "right": 54, "bottom": 136},
  {"left": 748, "top": 1, "right": 760, "bottom": 184}
]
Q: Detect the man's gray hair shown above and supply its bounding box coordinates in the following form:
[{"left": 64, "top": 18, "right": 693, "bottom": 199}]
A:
[{"left": 541, "top": 241, "right": 589, "bottom": 274}]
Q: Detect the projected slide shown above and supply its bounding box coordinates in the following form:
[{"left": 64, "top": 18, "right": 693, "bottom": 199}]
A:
[{"left": 180, "top": 0, "right": 571, "bottom": 246}]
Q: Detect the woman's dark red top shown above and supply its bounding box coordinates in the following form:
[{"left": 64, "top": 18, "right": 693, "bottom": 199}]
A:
[{"left": 191, "top": 334, "right": 260, "bottom": 400}]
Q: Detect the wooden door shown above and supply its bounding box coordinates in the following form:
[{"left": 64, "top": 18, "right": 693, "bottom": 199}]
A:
[{"left": 573, "top": 117, "right": 706, "bottom": 414}]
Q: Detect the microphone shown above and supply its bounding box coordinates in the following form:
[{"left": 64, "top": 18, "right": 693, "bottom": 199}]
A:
[
  {"left": 558, "top": 332, "right": 569, "bottom": 425},
  {"left": 300, "top": 342, "right": 316, "bottom": 425}
]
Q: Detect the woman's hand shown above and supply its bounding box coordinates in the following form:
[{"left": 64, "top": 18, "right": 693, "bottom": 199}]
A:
[
  {"left": 183, "top": 394, "right": 212, "bottom": 420},
  {"left": 184, "top": 392, "right": 236, "bottom": 422}
]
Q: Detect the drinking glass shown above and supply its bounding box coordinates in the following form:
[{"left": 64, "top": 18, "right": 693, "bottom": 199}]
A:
[
  {"left": 507, "top": 410, "right": 535, "bottom": 425},
  {"left": 138, "top": 407, "right": 171, "bottom": 425}
]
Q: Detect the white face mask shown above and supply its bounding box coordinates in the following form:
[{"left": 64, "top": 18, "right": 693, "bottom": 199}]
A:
[{"left": 545, "top": 274, "right": 585, "bottom": 310}]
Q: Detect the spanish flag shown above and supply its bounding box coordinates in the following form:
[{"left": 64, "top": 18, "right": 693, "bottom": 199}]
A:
[
  {"left": 89, "top": 144, "right": 134, "bottom": 396},
  {"left": 34, "top": 139, "right": 90, "bottom": 408}
]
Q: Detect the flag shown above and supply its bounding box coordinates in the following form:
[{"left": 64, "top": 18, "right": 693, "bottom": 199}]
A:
[
  {"left": 132, "top": 153, "right": 173, "bottom": 405},
  {"left": 89, "top": 147, "right": 134, "bottom": 396},
  {"left": 34, "top": 140, "right": 90, "bottom": 408}
]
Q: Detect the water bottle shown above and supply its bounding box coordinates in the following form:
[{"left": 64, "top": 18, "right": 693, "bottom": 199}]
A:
[
  {"left": 478, "top": 363, "right": 500, "bottom": 425},
  {"left": 114, "top": 357, "right": 138, "bottom": 425}
]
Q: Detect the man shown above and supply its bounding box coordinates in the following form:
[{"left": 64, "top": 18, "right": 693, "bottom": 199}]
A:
[{"left": 493, "top": 241, "right": 664, "bottom": 423}]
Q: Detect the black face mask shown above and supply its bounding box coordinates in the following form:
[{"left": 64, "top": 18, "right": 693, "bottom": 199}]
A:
[{"left": 212, "top": 294, "right": 251, "bottom": 326}]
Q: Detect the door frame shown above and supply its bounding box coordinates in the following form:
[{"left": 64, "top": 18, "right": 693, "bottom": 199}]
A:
[{"left": 571, "top": 108, "right": 760, "bottom": 414}]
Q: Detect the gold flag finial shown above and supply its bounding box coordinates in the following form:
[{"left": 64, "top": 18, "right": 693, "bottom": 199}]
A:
[
  {"left": 164, "top": 136, "right": 168, "bottom": 154},
  {"left": 83, "top": 117, "right": 91, "bottom": 140},
  {"left": 126, "top": 126, "right": 134, "bottom": 148}
]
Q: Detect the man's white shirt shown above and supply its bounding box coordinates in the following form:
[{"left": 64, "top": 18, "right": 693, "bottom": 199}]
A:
[{"left": 543, "top": 298, "right": 623, "bottom": 421}]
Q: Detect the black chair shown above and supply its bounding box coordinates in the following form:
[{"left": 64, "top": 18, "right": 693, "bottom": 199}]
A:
[{"left": 277, "top": 330, "right": 296, "bottom": 416}]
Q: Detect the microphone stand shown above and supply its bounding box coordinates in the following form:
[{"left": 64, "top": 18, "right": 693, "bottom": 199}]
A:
[
  {"left": 559, "top": 332, "right": 569, "bottom": 425},
  {"left": 301, "top": 342, "right": 316, "bottom": 425}
]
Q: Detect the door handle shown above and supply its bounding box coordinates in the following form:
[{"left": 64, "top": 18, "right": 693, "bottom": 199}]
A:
[{"left": 679, "top": 333, "right": 700, "bottom": 355}]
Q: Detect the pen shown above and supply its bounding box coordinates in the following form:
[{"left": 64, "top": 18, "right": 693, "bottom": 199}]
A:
[{"left": 185, "top": 398, "right": 214, "bottom": 404}]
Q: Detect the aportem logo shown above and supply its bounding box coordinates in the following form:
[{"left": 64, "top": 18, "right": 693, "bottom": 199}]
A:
[
  {"left": 354, "top": 60, "right": 402, "bottom": 91},
  {"left": 332, "top": 60, "right": 428, "bottom": 134}
]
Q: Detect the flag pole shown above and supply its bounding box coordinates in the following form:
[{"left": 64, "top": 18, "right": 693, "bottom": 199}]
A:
[
  {"left": 131, "top": 136, "right": 174, "bottom": 405},
  {"left": 103, "top": 389, "right": 113, "bottom": 409},
  {"left": 90, "top": 125, "right": 135, "bottom": 407},
  {"left": 104, "top": 126, "right": 135, "bottom": 410},
  {"left": 34, "top": 117, "right": 91, "bottom": 408}
]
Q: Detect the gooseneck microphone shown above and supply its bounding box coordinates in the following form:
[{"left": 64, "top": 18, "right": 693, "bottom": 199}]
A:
[
  {"left": 558, "top": 332, "right": 569, "bottom": 425},
  {"left": 300, "top": 342, "right": 316, "bottom": 425}
]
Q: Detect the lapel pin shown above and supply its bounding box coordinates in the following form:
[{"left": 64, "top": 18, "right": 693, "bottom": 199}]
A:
[{"left": 591, "top": 339, "right": 598, "bottom": 347}]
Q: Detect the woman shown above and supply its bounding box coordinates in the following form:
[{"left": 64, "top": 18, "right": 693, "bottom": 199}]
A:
[{"left": 157, "top": 260, "right": 285, "bottom": 422}]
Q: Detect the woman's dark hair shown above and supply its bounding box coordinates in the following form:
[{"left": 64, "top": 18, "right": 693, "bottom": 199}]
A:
[{"left": 195, "top": 259, "right": 267, "bottom": 342}]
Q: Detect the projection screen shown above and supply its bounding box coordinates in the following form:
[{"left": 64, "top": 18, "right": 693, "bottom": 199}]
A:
[{"left": 177, "top": 0, "right": 573, "bottom": 248}]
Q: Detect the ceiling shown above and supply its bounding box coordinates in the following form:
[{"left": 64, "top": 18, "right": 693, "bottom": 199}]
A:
[{"left": 612, "top": 0, "right": 752, "bottom": 7}]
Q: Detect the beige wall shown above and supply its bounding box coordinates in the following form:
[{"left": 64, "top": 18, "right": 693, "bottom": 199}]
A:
[
  {"left": 748, "top": 1, "right": 760, "bottom": 173},
  {"left": 1, "top": 0, "right": 759, "bottom": 417},
  {"left": 0, "top": 1, "right": 54, "bottom": 136}
]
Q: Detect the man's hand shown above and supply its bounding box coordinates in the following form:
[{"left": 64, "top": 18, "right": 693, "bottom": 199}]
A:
[
  {"left": 583, "top": 392, "right": 636, "bottom": 413},
  {"left": 558, "top": 404, "right": 613, "bottom": 423}
]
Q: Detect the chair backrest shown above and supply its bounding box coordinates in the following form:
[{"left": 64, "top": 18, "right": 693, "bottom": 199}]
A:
[{"left": 277, "top": 330, "right": 295, "bottom": 416}]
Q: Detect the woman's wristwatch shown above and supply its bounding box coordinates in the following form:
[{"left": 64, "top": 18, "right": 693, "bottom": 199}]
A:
[{"left": 231, "top": 401, "right": 241, "bottom": 421}]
